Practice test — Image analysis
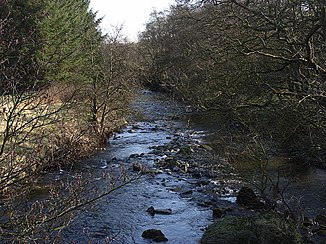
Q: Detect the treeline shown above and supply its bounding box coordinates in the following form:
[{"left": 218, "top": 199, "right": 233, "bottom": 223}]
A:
[
  {"left": 0, "top": 0, "right": 136, "bottom": 241},
  {"left": 138, "top": 0, "right": 326, "bottom": 165}
]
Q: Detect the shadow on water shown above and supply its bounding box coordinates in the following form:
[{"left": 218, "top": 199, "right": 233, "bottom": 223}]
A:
[
  {"left": 32, "top": 90, "right": 325, "bottom": 243},
  {"left": 187, "top": 110, "right": 326, "bottom": 218}
]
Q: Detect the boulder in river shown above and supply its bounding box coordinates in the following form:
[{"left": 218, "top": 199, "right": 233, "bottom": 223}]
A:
[
  {"left": 142, "top": 229, "right": 168, "bottom": 242},
  {"left": 132, "top": 162, "right": 145, "bottom": 172},
  {"left": 147, "top": 206, "right": 172, "bottom": 216},
  {"left": 236, "top": 186, "right": 264, "bottom": 209},
  {"left": 201, "top": 213, "right": 304, "bottom": 244}
]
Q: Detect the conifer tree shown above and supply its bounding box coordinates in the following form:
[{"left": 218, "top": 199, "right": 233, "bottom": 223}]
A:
[
  {"left": 38, "top": 0, "right": 102, "bottom": 86},
  {"left": 0, "top": 0, "right": 43, "bottom": 93}
]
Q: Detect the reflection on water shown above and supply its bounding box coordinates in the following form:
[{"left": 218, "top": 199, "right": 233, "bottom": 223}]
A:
[
  {"left": 188, "top": 110, "right": 326, "bottom": 217},
  {"left": 32, "top": 90, "right": 324, "bottom": 243}
]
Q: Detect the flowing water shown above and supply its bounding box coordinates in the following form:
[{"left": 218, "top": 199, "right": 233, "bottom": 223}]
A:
[
  {"left": 62, "top": 90, "right": 212, "bottom": 243},
  {"left": 188, "top": 111, "right": 326, "bottom": 219},
  {"left": 58, "top": 90, "right": 325, "bottom": 243}
]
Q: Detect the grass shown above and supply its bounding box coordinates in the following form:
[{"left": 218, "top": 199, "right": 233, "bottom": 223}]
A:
[{"left": 0, "top": 85, "right": 130, "bottom": 188}]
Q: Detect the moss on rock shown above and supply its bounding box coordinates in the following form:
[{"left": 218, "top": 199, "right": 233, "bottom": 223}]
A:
[{"left": 201, "top": 213, "right": 303, "bottom": 244}]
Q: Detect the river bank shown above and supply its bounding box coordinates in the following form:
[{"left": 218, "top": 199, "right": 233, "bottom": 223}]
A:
[
  {"left": 58, "top": 90, "right": 244, "bottom": 243},
  {"left": 20, "top": 89, "right": 325, "bottom": 243},
  {"left": 61, "top": 89, "right": 325, "bottom": 243}
]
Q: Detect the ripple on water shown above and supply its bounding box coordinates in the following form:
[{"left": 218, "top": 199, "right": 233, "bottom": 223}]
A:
[{"left": 62, "top": 90, "right": 212, "bottom": 243}]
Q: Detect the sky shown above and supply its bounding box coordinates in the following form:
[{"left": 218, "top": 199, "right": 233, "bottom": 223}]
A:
[{"left": 89, "top": 0, "right": 176, "bottom": 41}]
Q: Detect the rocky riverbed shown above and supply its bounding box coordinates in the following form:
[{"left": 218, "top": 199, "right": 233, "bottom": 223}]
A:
[
  {"left": 58, "top": 90, "right": 325, "bottom": 243},
  {"left": 56, "top": 90, "right": 243, "bottom": 243}
]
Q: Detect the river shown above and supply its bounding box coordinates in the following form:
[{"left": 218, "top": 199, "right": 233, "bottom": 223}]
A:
[
  {"left": 62, "top": 90, "right": 213, "bottom": 243},
  {"left": 59, "top": 90, "right": 325, "bottom": 243}
]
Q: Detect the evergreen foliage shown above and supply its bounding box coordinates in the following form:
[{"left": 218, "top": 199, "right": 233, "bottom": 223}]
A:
[
  {"left": 38, "top": 0, "right": 103, "bottom": 85},
  {"left": 0, "top": 0, "right": 43, "bottom": 93},
  {"left": 0, "top": 1, "right": 135, "bottom": 241}
]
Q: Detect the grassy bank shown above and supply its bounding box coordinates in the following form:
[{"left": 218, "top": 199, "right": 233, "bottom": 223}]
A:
[{"left": 0, "top": 83, "right": 133, "bottom": 241}]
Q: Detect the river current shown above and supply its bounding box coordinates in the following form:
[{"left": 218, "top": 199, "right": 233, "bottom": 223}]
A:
[{"left": 59, "top": 90, "right": 325, "bottom": 243}]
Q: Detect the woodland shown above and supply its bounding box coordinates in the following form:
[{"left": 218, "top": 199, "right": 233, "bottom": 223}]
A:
[{"left": 0, "top": 0, "right": 325, "bottom": 242}]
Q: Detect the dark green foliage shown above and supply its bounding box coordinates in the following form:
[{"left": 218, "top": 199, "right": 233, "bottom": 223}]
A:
[
  {"left": 38, "top": 0, "right": 102, "bottom": 85},
  {"left": 0, "top": 1, "right": 124, "bottom": 241},
  {"left": 0, "top": 0, "right": 43, "bottom": 93}
]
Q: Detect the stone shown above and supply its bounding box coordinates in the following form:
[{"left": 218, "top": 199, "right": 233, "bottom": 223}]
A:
[
  {"left": 147, "top": 206, "right": 156, "bottom": 216},
  {"left": 147, "top": 206, "right": 172, "bottom": 216},
  {"left": 236, "top": 186, "right": 264, "bottom": 208},
  {"left": 192, "top": 170, "right": 202, "bottom": 178},
  {"left": 155, "top": 208, "right": 172, "bottom": 215},
  {"left": 198, "top": 202, "right": 210, "bottom": 207},
  {"left": 198, "top": 180, "right": 210, "bottom": 186},
  {"left": 302, "top": 217, "right": 315, "bottom": 226},
  {"left": 181, "top": 190, "right": 193, "bottom": 195},
  {"left": 178, "top": 146, "right": 193, "bottom": 155},
  {"left": 200, "top": 144, "right": 213, "bottom": 151},
  {"left": 132, "top": 162, "right": 144, "bottom": 172},
  {"left": 203, "top": 170, "right": 217, "bottom": 179},
  {"left": 316, "top": 214, "right": 326, "bottom": 226},
  {"left": 142, "top": 229, "right": 168, "bottom": 242},
  {"left": 132, "top": 124, "right": 140, "bottom": 130},
  {"left": 145, "top": 168, "right": 163, "bottom": 174},
  {"left": 129, "top": 153, "right": 140, "bottom": 159},
  {"left": 201, "top": 214, "right": 304, "bottom": 244},
  {"left": 213, "top": 208, "right": 225, "bottom": 218}
]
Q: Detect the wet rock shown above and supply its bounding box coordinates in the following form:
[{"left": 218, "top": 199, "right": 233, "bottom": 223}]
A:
[
  {"left": 147, "top": 206, "right": 172, "bottom": 216},
  {"left": 198, "top": 202, "right": 210, "bottom": 207},
  {"left": 150, "top": 126, "right": 160, "bottom": 131},
  {"left": 145, "top": 168, "right": 163, "bottom": 174},
  {"left": 200, "top": 144, "right": 213, "bottom": 151},
  {"left": 147, "top": 206, "right": 156, "bottom": 216},
  {"left": 197, "top": 180, "right": 210, "bottom": 186},
  {"left": 203, "top": 170, "right": 217, "bottom": 179},
  {"left": 131, "top": 124, "right": 140, "bottom": 130},
  {"left": 213, "top": 208, "right": 225, "bottom": 218},
  {"left": 302, "top": 217, "right": 315, "bottom": 226},
  {"left": 316, "top": 214, "right": 326, "bottom": 226},
  {"left": 142, "top": 229, "right": 168, "bottom": 242},
  {"left": 132, "top": 162, "right": 145, "bottom": 172},
  {"left": 236, "top": 186, "right": 264, "bottom": 209},
  {"left": 178, "top": 146, "right": 194, "bottom": 155},
  {"left": 181, "top": 190, "right": 193, "bottom": 195},
  {"left": 129, "top": 153, "right": 140, "bottom": 159},
  {"left": 155, "top": 157, "right": 175, "bottom": 169},
  {"left": 201, "top": 213, "right": 304, "bottom": 244},
  {"left": 192, "top": 169, "right": 202, "bottom": 178},
  {"left": 155, "top": 208, "right": 172, "bottom": 215},
  {"left": 219, "top": 180, "right": 226, "bottom": 185},
  {"left": 165, "top": 169, "right": 172, "bottom": 175},
  {"left": 171, "top": 187, "right": 182, "bottom": 192}
]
